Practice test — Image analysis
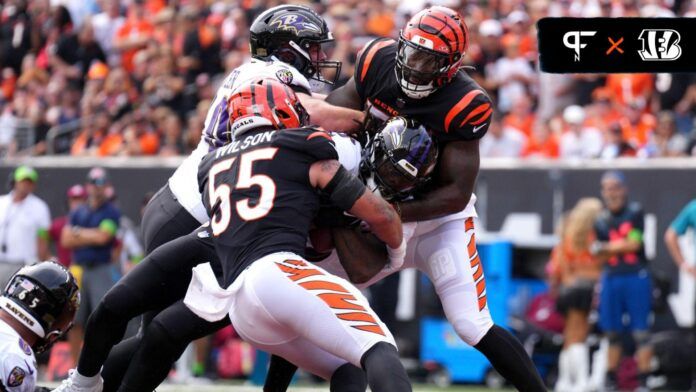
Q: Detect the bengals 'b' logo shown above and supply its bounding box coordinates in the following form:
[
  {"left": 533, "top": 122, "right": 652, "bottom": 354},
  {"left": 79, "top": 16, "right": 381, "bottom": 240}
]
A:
[{"left": 638, "top": 29, "right": 682, "bottom": 61}]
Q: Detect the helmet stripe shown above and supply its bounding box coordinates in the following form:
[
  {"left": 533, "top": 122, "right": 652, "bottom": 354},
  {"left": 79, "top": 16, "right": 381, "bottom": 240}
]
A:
[
  {"left": 444, "top": 89, "right": 483, "bottom": 132},
  {"left": 421, "top": 14, "right": 459, "bottom": 54}
]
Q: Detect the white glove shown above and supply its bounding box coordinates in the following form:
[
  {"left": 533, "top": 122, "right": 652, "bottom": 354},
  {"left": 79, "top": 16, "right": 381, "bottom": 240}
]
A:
[{"left": 386, "top": 237, "right": 407, "bottom": 270}]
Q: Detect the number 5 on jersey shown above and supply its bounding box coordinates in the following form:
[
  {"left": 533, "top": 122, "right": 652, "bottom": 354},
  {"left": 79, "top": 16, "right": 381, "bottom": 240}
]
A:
[{"left": 208, "top": 148, "right": 279, "bottom": 236}]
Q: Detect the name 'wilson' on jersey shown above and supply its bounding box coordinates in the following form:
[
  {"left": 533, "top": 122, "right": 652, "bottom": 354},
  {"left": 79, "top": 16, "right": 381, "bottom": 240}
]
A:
[{"left": 197, "top": 128, "right": 339, "bottom": 286}]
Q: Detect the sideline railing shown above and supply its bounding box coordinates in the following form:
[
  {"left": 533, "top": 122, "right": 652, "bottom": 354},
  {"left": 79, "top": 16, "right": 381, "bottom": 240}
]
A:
[{"left": 45, "top": 117, "right": 93, "bottom": 155}]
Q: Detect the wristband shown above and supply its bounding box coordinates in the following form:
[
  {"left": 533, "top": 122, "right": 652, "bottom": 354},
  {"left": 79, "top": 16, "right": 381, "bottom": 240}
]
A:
[{"left": 386, "top": 238, "right": 407, "bottom": 270}]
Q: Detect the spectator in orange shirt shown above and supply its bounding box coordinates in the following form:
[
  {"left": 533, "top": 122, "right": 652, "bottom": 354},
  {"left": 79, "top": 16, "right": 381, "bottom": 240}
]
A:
[
  {"left": 71, "top": 110, "right": 111, "bottom": 156},
  {"left": 114, "top": 0, "right": 154, "bottom": 73},
  {"left": 524, "top": 120, "right": 560, "bottom": 158},
  {"left": 618, "top": 99, "right": 656, "bottom": 148},
  {"left": 122, "top": 114, "right": 160, "bottom": 156},
  {"left": 504, "top": 94, "right": 535, "bottom": 137},
  {"left": 365, "top": 2, "right": 395, "bottom": 37},
  {"left": 178, "top": 7, "right": 222, "bottom": 82},
  {"left": 502, "top": 10, "right": 535, "bottom": 60},
  {"left": 605, "top": 73, "right": 653, "bottom": 108},
  {"left": 585, "top": 87, "right": 622, "bottom": 132}
]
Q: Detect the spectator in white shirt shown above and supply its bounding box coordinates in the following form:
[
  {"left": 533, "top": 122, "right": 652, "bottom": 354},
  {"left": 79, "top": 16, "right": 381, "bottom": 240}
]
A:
[
  {"left": 488, "top": 35, "right": 535, "bottom": 113},
  {"left": 639, "top": 111, "right": 688, "bottom": 158},
  {"left": 91, "top": 0, "right": 125, "bottom": 67},
  {"left": 480, "top": 116, "right": 527, "bottom": 158},
  {"left": 559, "top": 105, "right": 604, "bottom": 159},
  {"left": 0, "top": 167, "right": 51, "bottom": 287}
]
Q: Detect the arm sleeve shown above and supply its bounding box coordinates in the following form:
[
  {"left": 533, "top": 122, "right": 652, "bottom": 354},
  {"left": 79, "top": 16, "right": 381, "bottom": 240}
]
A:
[
  {"left": 37, "top": 203, "right": 50, "bottom": 230},
  {"left": 671, "top": 200, "right": 696, "bottom": 235},
  {"left": 99, "top": 208, "right": 121, "bottom": 236},
  {"left": 627, "top": 205, "right": 645, "bottom": 243}
]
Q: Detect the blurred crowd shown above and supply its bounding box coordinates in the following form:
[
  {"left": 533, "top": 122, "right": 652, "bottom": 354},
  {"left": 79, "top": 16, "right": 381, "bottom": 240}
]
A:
[
  {"left": 0, "top": 0, "right": 696, "bottom": 159},
  {"left": 2, "top": 0, "right": 696, "bottom": 159}
]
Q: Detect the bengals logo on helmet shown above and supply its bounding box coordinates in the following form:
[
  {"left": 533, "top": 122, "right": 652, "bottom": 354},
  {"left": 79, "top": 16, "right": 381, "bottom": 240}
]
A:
[{"left": 227, "top": 78, "right": 310, "bottom": 138}]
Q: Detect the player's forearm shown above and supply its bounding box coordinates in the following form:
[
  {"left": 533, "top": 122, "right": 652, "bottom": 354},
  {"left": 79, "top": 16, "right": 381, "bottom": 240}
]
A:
[
  {"left": 77, "top": 228, "right": 114, "bottom": 246},
  {"left": 305, "top": 97, "right": 363, "bottom": 133},
  {"left": 366, "top": 202, "right": 403, "bottom": 249},
  {"left": 349, "top": 191, "right": 403, "bottom": 248},
  {"left": 600, "top": 239, "right": 641, "bottom": 256},
  {"left": 664, "top": 228, "right": 687, "bottom": 267},
  {"left": 399, "top": 184, "right": 472, "bottom": 223},
  {"left": 37, "top": 236, "right": 51, "bottom": 260},
  {"left": 325, "top": 80, "right": 363, "bottom": 110}
]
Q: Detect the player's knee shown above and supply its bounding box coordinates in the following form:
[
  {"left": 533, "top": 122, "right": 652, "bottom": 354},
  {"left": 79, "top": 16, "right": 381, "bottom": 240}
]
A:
[
  {"left": 330, "top": 363, "right": 367, "bottom": 392},
  {"left": 633, "top": 330, "right": 651, "bottom": 348},
  {"left": 451, "top": 315, "right": 494, "bottom": 346},
  {"left": 141, "top": 318, "right": 188, "bottom": 358},
  {"left": 87, "top": 300, "right": 122, "bottom": 330},
  {"left": 360, "top": 342, "right": 411, "bottom": 391},
  {"left": 606, "top": 331, "right": 622, "bottom": 346},
  {"left": 360, "top": 342, "right": 399, "bottom": 370}
]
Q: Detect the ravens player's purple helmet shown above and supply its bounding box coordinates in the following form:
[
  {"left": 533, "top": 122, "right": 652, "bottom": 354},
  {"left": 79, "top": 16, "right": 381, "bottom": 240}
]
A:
[
  {"left": 250, "top": 5, "right": 341, "bottom": 86},
  {"left": 363, "top": 117, "right": 439, "bottom": 201},
  {"left": 1, "top": 261, "right": 80, "bottom": 353}
]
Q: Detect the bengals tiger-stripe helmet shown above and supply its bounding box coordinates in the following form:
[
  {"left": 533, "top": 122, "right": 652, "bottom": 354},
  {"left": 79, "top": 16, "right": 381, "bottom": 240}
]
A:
[
  {"left": 227, "top": 78, "right": 310, "bottom": 138},
  {"left": 396, "top": 6, "right": 469, "bottom": 99}
]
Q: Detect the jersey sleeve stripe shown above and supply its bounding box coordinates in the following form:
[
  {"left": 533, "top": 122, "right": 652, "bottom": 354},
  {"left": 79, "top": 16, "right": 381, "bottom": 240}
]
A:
[
  {"left": 459, "top": 102, "right": 491, "bottom": 127},
  {"left": 468, "top": 108, "right": 493, "bottom": 126},
  {"left": 360, "top": 40, "right": 395, "bottom": 83},
  {"left": 444, "top": 89, "right": 483, "bottom": 132},
  {"left": 307, "top": 131, "right": 333, "bottom": 141}
]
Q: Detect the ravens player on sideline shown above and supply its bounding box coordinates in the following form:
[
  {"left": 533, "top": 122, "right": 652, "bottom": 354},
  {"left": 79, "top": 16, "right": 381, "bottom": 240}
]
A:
[
  {"left": 1, "top": 262, "right": 79, "bottom": 392},
  {"left": 187, "top": 77, "right": 410, "bottom": 392},
  {"left": 51, "top": 79, "right": 367, "bottom": 392},
  {"left": 52, "top": 5, "right": 366, "bottom": 391},
  {"left": 260, "top": 6, "right": 547, "bottom": 391}
]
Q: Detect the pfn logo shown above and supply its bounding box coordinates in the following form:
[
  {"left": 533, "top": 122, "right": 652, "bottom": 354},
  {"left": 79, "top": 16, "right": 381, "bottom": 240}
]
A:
[
  {"left": 563, "top": 31, "right": 597, "bottom": 61},
  {"left": 638, "top": 29, "right": 682, "bottom": 61}
]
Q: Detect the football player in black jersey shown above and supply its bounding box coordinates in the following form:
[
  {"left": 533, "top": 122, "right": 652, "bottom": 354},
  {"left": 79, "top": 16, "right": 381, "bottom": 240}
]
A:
[
  {"left": 189, "top": 78, "right": 411, "bottom": 392},
  {"left": 52, "top": 79, "right": 408, "bottom": 392},
  {"left": 317, "top": 6, "right": 547, "bottom": 391},
  {"left": 54, "top": 5, "right": 370, "bottom": 392}
]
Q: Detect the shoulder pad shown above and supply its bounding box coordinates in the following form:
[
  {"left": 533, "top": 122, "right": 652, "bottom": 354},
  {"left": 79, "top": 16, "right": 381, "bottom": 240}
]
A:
[
  {"left": 273, "top": 128, "right": 338, "bottom": 162},
  {"left": 356, "top": 38, "right": 395, "bottom": 84},
  {"left": 270, "top": 61, "right": 311, "bottom": 94},
  {"left": 444, "top": 85, "right": 493, "bottom": 140}
]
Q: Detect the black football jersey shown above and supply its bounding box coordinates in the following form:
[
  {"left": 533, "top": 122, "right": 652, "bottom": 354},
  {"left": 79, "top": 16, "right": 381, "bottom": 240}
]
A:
[
  {"left": 355, "top": 38, "right": 492, "bottom": 143},
  {"left": 197, "top": 127, "right": 339, "bottom": 285}
]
